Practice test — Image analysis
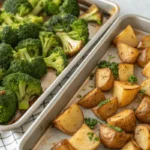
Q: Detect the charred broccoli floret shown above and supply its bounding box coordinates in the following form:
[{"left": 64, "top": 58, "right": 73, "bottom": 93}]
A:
[
  {"left": 3, "top": 0, "right": 32, "bottom": 16},
  {"left": 39, "top": 31, "right": 61, "bottom": 57},
  {"left": 57, "top": 32, "right": 83, "bottom": 56},
  {"left": 79, "top": 4, "right": 102, "bottom": 25},
  {"left": 44, "top": 47, "right": 68, "bottom": 75},
  {"left": 0, "top": 87, "right": 18, "bottom": 124},
  {"left": 2, "top": 72, "right": 42, "bottom": 110}
]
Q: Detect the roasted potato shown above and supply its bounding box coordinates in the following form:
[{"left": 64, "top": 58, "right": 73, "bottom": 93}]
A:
[
  {"left": 53, "top": 104, "right": 84, "bottom": 135},
  {"left": 117, "top": 42, "right": 139, "bottom": 63},
  {"left": 78, "top": 88, "right": 105, "bottom": 108},
  {"left": 138, "top": 35, "right": 150, "bottom": 49},
  {"left": 113, "top": 25, "right": 138, "bottom": 47},
  {"left": 100, "top": 125, "right": 132, "bottom": 149},
  {"left": 52, "top": 139, "right": 74, "bottom": 150},
  {"left": 141, "top": 78, "right": 150, "bottom": 96},
  {"left": 142, "top": 61, "right": 150, "bottom": 77},
  {"left": 119, "top": 63, "right": 134, "bottom": 81},
  {"left": 134, "top": 124, "right": 150, "bottom": 150},
  {"left": 92, "top": 97, "right": 118, "bottom": 120},
  {"left": 69, "top": 124, "right": 100, "bottom": 150},
  {"left": 137, "top": 48, "right": 150, "bottom": 67},
  {"left": 107, "top": 109, "right": 136, "bottom": 132},
  {"left": 135, "top": 96, "right": 150, "bottom": 123},
  {"left": 121, "top": 140, "right": 141, "bottom": 150},
  {"left": 95, "top": 68, "right": 114, "bottom": 91},
  {"left": 113, "top": 81, "right": 140, "bottom": 107}
]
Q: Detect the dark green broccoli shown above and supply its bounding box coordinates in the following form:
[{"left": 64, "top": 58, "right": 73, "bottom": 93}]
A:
[
  {"left": 0, "top": 43, "right": 14, "bottom": 70},
  {"left": 2, "top": 72, "right": 42, "bottom": 110},
  {"left": 39, "top": 31, "right": 61, "bottom": 57},
  {"left": 3, "top": 0, "right": 32, "bottom": 16},
  {"left": 7, "top": 57, "right": 47, "bottom": 79},
  {"left": 44, "top": 47, "right": 68, "bottom": 75},
  {"left": 0, "top": 87, "right": 18, "bottom": 124},
  {"left": 0, "top": 69, "right": 6, "bottom": 81},
  {"left": 0, "top": 26, "right": 18, "bottom": 47},
  {"left": 44, "top": 13, "right": 77, "bottom": 32},
  {"left": 57, "top": 32, "right": 83, "bottom": 56},
  {"left": 17, "top": 23, "right": 40, "bottom": 41}
]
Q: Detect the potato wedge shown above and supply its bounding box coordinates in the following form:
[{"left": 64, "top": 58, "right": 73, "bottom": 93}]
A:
[
  {"left": 137, "top": 48, "right": 150, "bottom": 67},
  {"left": 138, "top": 35, "right": 150, "bottom": 49},
  {"left": 141, "top": 78, "right": 150, "bottom": 96},
  {"left": 117, "top": 42, "right": 139, "bottom": 63},
  {"left": 121, "top": 140, "right": 141, "bottom": 150},
  {"left": 92, "top": 97, "right": 118, "bottom": 120},
  {"left": 107, "top": 109, "right": 136, "bottom": 132},
  {"left": 113, "top": 81, "right": 140, "bottom": 107},
  {"left": 134, "top": 124, "right": 150, "bottom": 150},
  {"left": 52, "top": 139, "right": 74, "bottom": 150},
  {"left": 113, "top": 25, "right": 138, "bottom": 47},
  {"left": 135, "top": 96, "right": 150, "bottom": 123},
  {"left": 53, "top": 104, "right": 84, "bottom": 135},
  {"left": 69, "top": 124, "right": 100, "bottom": 150},
  {"left": 95, "top": 68, "right": 114, "bottom": 91},
  {"left": 119, "top": 63, "right": 134, "bottom": 81},
  {"left": 142, "top": 61, "right": 150, "bottom": 77},
  {"left": 78, "top": 88, "right": 105, "bottom": 108},
  {"left": 100, "top": 125, "right": 131, "bottom": 149}
]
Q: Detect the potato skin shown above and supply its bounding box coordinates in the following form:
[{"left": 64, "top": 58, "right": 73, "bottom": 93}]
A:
[
  {"left": 107, "top": 109, "right": 136, "bottom": 132},
  {"left": 100, "top": 125, "right": 132, "bottom": 149},
  {"left": 78, "top": 88, "right": 105, "bottom": 108},
  {"left": 138, "top": 35, "right": 150, "bottom": 49},
  {"left": 92, "top": 97, "right": 118, "bottom": 120},
  {"left": 121, "top": 140, "right": 141, "bottom": 150},
  {"left": 135, "top": 96, "right": 150, "bottom": 123},
  {"left": 141, "top": 78, "right": 150, "bottom": 96}
]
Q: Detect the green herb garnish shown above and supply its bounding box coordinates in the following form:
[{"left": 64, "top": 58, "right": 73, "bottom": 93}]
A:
[
  {"left": 98, "top": 99, "right": 110, "bottom": 107},
  {"left": 108, "top": 55, "right": 115, "bottom": 62},
  {"left": 106, "top": 124, "right": 123, "bottom": 132},
  {"left": 87, "top": 132, "right": 99, "bottom": 141},
  {"left": 128, "top": 75, "right": 138, "bottom": 84},
  {"left": 85, "top": 118, "right": 98, "bottom": 129},
  {"left": 139, "top": 89, "right": 145, "bottom": 95},
  {"left": 77, "top": 95, "right": 82, "bottom": 98},
  {"left": 90, "top": 73, "right": 95, "bottom": 80}
]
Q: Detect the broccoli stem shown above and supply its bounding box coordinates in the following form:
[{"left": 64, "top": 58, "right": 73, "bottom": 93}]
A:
[
  {"left": 31, "top": 0, "right": 44, "bottom": 15},
  {"left": 18, "top": 94, "right": 30, "bottom": 110}
]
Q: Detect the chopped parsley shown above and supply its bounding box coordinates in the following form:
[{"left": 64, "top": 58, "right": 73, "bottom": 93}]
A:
[
  {"left": 90, "top": 73, "right": 95, "bottom": 80},
  {"left": 85, "top": 118, "right": 98, "bottom": 129},
  {"left": 139, "top": 89, "right": 145, "bottom": 95},
  {"left": 98, "top": 99, "right": 110, "bottom": 107},
  {"left": 108, "top": 55, "right": 115, "bottom": 62},
  {"left": 128, "top": 75, "right": 138, "bottom": 84},
  {"left": 77, "top": 95, "right": 82, "bottom": 98},
  {"left": 87, "top": 132, "right": 99, "bottom": 141},
  {"left": 106, "top": 124, "right": 123, "bottom": 132}
]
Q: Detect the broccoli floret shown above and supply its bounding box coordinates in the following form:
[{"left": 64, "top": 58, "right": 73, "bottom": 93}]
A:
[
  {"left": 0, "top": 43, "right": 13, "bottom": 70},
  {"left": 79, "top": 4, "right": 102, "bottom": 25},
  {"left": 44, "top": 47, "right": 68, "bottom": 75},
  {"left": 3, "top": 0, "right": 32, "bottom": 16},
  {"left": 57, "top": 32, "right": 83, "bottom": 56},
  {"left": 44, "top": 13, "right": 77, "bottom": 32},
  {"left": 28, "top": 0, "right": 39, "bottom": 7},
  {"left": 2, "top": 72, "right": 42, "bottom": 110},
  {"left": 0, "top": 87, "right": 18, "bottom": 124},
  {"left": 39, "top": 31, "right": 61, "bottom": 57},
  {"left": 0, "top": 69, "right": 6, "bottom": 81},
  {"left": 0, "top": 26, "right": 18, "bottom": 47},
  {"left": 16, "top": 23, "right": 40, "bottom": 41},
  {"left": 7, "top": 57, "right": 47, "bottom": 79},
  {"left": 59, "top": 0, "right": 80, "bottom": 17}
]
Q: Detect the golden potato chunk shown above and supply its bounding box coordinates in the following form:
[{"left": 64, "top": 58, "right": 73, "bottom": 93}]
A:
[
  {"left": 100, "top": 125, "right": 131, "bottom": 149},
  {"left": 92, "top": 97, "right": 118, "bottom": 120},
  {"left": 95, "top": 68, "right": 114, "bottom": 91},
  {"left": 121, "top": 140, "right": 141, "bottom": 150},
  {"left": 142, "top": 61, "right": 150, "bottom": 77},
  {"left": 141, "top": 78, "right": 150, "bottom": 96},
  {"left": 138, "top": 35, "right": 150, "bottom": 49},
  {"left": 117, "top": 42, "right": 139, "bottom": 63},
  {"left": 134, "top": 124, "right": 150, "bottom": 150},
  {"left": 69, "top": 124, "right": 100, "bottom": 150},
  {"left": 135, "top": 96, "right": 150, "bottom": 123},
  {"left": 78, "top": 88, "right": 105, "bottom": 108},
  {"left": 119, "top": 63, "right": 134, "bottom": 81},
  {"left": 53, "top": 104, "right": 84, "bottom": 135},
  {"left": 113, "top": 25, "right": 138, "bottom": 47},
  {"left": 107, "top": 109, "right": 136, "bottom": 132},
  {"left": 113, "top": 81, "right": 140, "bottom": 107},
  {"left": 137, "top": 48, "right": 150, "bottom": 67}
]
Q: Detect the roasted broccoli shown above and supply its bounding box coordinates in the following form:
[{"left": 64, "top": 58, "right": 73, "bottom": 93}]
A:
[
  {"left": 44, "top": 47, "right": 68, "bottom": 75},
  {"left": 0, "top": 87, "right": 18, "bottom": 124},
  {"left": 3, "top": 0, "right": 32, "bottom": 16},
  {"left": 39, "top": 31, "right": 61, "bottom": 57},
  {"left": 57, "top": 32, "right": 83, "bottom": 56},
  {"left": 2, "top": 72, "right": 42, "bottom": 110},
  {"left": 0, "top": 43, "right": 13, "bottom": 70},
  {"left": 79, "top": 4, "right": 102, "bottom": 25},
  {"left": 0, "top": 69, "right": 6, "bottom": 81}
]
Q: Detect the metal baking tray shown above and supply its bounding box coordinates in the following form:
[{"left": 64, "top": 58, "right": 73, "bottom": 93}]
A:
[
  {"left": 0, "top": 0, "right": 119, "bottom": 130},
  {"left": 18, "top": 14, "right": 150, "bottom": 150}
]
